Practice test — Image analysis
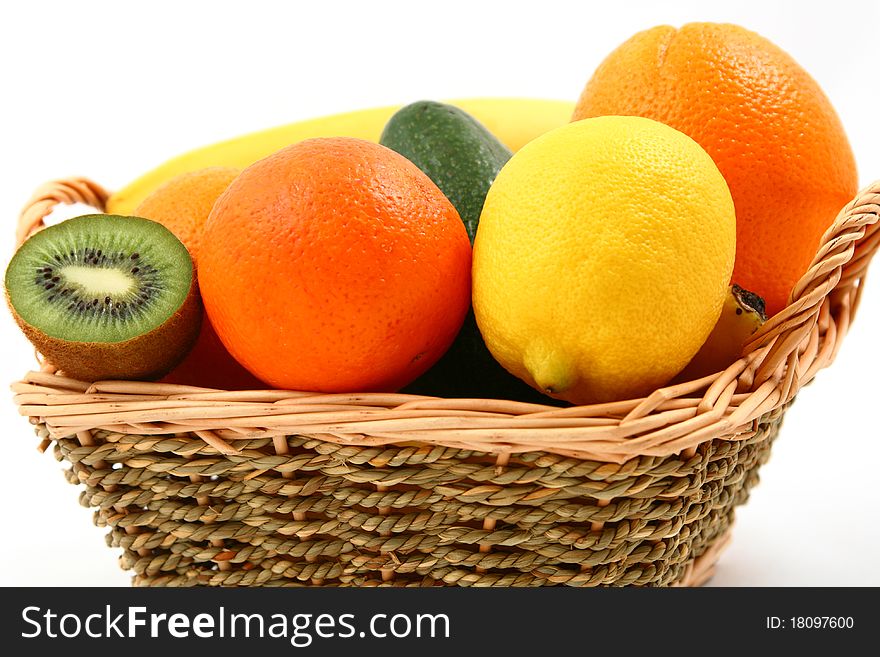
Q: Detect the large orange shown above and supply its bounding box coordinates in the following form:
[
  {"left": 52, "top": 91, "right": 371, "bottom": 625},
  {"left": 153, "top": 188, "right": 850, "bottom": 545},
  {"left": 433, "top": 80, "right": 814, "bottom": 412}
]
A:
[
  {"left": 135, "top": 167, "right": 263, "bottom": 389},
  {"left": 198, "top": 137, "right": 472, "bottom": 392},
  {"left": 573, "top": 23, "right": 858, "bottom": 315}
]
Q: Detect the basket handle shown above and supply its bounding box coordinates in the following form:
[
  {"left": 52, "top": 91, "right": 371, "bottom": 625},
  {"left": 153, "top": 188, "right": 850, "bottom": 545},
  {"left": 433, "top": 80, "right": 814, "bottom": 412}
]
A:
[
  {"left": 745, "top": 180, "right": 880, "bottom": 388},
  {"left": 15, "top": 176, "right": 879, "bottom": 299},
  {"left": 12, "top": 176, "right": 880, "bottom": 396},
  {"left": 15, "top": 177, "right": 109, "bottom": 248}
]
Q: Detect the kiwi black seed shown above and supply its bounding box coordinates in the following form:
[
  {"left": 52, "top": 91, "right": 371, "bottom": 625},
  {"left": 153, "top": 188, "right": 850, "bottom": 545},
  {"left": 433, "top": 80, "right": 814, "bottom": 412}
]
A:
[{"left": 5, "top": 214, "right": 201, "bottom": 381}]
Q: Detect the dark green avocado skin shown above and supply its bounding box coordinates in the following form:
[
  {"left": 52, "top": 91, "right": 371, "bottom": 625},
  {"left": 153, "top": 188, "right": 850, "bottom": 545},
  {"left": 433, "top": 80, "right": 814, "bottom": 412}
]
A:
[
  {"left": 382, "top": 101, "right": 562, "bottom": 405},
  {"left": 403, "top": 308, "right": 564, "bottom": 405},
  {"left": 380, "top": 100, "right": 511, "bottom": 244}
]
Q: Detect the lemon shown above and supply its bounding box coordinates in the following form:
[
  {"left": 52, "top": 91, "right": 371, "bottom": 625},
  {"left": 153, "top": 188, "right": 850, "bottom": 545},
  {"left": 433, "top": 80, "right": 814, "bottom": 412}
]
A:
[{"left": 472, "top": 116, "right": 736, "bottom": 404}]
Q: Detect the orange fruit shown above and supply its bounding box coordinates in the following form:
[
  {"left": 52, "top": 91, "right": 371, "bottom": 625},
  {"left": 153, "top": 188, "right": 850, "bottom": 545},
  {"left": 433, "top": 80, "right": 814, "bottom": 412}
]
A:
[
  {"left": 198, "top": 137, "right": 472, "bottom": 392},
  {"left": 135, "top": 167, "right": 263, "bottom": 389},
  {"left": 135, "top": 167, "right": 239, "bottom": 257},
  {"left": 159, "top": 318, "right": 263, "bottom": 390},
  {"left": 573, "top": 23, "right": 858, "bottom": 315}
]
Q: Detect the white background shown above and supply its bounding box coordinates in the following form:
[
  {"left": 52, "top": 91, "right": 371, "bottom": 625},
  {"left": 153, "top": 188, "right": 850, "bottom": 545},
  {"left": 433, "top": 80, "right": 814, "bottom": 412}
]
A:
[{"left": 1, "top": 0, "right": 878, "bottom": 586}]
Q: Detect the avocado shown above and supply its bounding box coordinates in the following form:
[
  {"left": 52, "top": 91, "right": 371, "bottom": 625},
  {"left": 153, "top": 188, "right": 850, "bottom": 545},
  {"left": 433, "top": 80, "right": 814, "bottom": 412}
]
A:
[
  {"left": 404, "top": 308, "right": 564, "bottom": 404},
  {"left": 380, "top": 100, "right": 511, "bottom": 242},
  {"left": 382, "top": 101, "right": 560, "bottom": 404}
]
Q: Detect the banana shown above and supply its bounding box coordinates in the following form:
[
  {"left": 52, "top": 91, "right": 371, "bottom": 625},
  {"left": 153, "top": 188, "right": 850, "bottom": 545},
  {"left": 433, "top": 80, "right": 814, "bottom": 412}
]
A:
[
  {"left": 107, "top": 98, "right": 574, "bottom": 215},
  {"left": 675, "top": 284, "right": 768, "bottom": 381}
]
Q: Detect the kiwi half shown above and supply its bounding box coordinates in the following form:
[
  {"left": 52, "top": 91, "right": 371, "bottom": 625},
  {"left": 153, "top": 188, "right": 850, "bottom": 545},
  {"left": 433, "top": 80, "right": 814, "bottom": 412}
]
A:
[{"left": 5, "top": 214, "right": 201, "bottom": 381}]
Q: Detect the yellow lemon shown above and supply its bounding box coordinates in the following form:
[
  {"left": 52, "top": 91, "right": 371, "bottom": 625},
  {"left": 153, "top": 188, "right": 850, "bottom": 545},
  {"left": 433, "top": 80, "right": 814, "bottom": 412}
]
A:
[{"left": 472, "top": 116, "right": 736, "bottom": 404}]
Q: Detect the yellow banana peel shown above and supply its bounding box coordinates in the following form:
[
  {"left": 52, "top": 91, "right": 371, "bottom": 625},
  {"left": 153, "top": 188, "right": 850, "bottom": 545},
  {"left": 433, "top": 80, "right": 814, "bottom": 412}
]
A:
[
  {"left": 108, "top": 97, "right": 574, "bottom": 215},
  {"left": 675, "top": 284, "right": 767, "bottom": 381}
]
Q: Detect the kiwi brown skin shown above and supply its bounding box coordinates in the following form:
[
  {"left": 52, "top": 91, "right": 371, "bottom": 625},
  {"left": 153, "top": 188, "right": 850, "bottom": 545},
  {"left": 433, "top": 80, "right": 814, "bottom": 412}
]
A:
[{"left": 7, "top": 277, "right": 202, "bottom": 382}]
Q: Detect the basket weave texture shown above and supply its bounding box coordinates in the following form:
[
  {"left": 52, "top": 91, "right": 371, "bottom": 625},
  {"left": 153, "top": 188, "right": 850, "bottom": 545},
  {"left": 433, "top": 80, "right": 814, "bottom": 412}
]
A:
[{"left": 12, "top": 178, "right": 880, "bottom": 586}]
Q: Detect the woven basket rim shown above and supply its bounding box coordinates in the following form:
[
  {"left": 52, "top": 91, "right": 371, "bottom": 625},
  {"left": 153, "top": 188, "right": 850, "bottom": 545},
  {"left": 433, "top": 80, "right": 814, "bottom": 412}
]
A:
[{"left": 11, "top": 177, "right": 880, "bottom": 463}]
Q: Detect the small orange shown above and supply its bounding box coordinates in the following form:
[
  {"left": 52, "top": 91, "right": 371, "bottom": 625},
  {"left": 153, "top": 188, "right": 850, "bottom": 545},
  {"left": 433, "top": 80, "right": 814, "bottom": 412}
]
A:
[
  {"left": 135, "top": 167, "right": 239, "bottom": 257},
  {"left": 573, "top": 23, "right": 858, "bottom": 315},
  {"left": 135, "top": 167, "right": 263, "bottom": 389},
  {"left": 198, "top": 137, "right": 472, "bottom": 392}
]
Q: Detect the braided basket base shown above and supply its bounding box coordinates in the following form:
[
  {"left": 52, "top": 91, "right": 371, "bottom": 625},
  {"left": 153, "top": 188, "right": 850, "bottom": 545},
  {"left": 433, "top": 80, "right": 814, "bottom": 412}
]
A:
[
  {"left": 43, "top": 405, "right": 783, "bottom": 587},
  {"left": 16, "top": 177, "right": 880, "bottom": 586}
]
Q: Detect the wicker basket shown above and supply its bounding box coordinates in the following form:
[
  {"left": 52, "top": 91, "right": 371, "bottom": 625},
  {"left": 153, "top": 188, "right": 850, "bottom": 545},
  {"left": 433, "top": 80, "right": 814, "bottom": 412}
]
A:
[{"left": 11, "top": 177, "right": 880, "bottom": 587}]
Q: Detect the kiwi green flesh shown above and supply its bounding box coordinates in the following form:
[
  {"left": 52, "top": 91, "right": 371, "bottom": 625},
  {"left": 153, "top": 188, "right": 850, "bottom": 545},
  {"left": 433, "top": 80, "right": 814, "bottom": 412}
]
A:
[
  {"left": 9, "top": 279, "right": 202, "bottom": 382},
  {"left": 5, "top": 214, "right": 193, "bottom": 343}
]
